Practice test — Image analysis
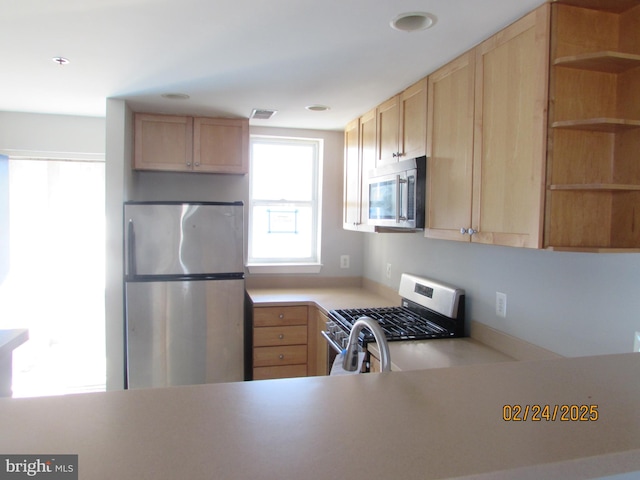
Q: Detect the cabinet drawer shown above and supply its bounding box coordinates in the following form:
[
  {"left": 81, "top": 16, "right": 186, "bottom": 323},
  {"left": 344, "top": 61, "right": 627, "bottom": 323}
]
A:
[
  {"left": 254, "top": 306, "right": 308, "bottom": 327},
  {"left": 253, "top": 326, "right": 307, "bottom": 347},
  {"left": 253, "top": 364, "right": 307, "bottom": 381},
  {"left": 253, "top": 345, "right": 307, "bottom": 367}
]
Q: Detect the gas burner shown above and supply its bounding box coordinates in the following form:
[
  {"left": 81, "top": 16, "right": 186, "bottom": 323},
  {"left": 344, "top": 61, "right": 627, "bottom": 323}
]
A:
[{"left": 323, "top": 274, "right": 465, "bottom": 353}]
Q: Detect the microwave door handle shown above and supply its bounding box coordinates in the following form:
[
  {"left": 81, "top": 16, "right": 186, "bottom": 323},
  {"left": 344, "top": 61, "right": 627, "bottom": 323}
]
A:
[
  {"left": 395, "top": 174, "right": 401, "bottom": 224},
  {"left": 398, "top": 176, "right": 408, "bottom": 222}
]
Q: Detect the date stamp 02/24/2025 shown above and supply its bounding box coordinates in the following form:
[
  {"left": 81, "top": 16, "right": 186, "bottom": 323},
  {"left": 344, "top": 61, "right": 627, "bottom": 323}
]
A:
[{"left": 502, "top": 404, "right": 599, "bottom": 422}]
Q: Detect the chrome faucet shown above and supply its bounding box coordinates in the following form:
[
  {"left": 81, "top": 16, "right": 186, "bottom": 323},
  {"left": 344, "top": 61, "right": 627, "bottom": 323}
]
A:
[{"left": 342, "top": 317, "right": 391, "bottom": 372}]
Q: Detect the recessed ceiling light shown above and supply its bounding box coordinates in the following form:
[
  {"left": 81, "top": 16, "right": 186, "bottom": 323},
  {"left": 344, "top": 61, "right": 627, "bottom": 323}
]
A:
[
  {"left": 390, "top": 12, "right": 437, "bottom": 32},
  {"left": 52, "top": 57, "right": 70, "bottom": 65},
  {"left": 305, "top": 105, "right": 330, "bottom": 112},
  {"left": 161, "top": 93, "right": 190, "bottom": 100}
]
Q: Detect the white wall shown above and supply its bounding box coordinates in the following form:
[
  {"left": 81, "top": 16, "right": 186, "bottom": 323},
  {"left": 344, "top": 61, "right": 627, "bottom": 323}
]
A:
[
  {"left": 104, "top": 100, "right": 135, "bottom": 390},
  {"left": 0, "top": 111, "right": 104, "bottom": 158},
  {"left": 363, "top": 233, "right": 640, "bottom": 357}
]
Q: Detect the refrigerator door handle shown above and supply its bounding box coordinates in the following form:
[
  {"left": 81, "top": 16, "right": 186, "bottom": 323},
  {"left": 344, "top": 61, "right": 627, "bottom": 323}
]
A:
[{"left": 127, "top": 219, "right": 137, "bottom": 278}]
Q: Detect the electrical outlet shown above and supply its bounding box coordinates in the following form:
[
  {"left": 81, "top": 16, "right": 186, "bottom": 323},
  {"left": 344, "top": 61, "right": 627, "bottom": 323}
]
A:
[
  {"left": 386, "top": 263, "right": 392, "bottom": 279},
  {"left": 340, "top": 255, "right": 350, "bottom": 269},
  {"left": 634, "top": 331, "right": 640, "bottom": 352},
  {"left": 496, "top": 292, "right": 507, "bottom": 318}
]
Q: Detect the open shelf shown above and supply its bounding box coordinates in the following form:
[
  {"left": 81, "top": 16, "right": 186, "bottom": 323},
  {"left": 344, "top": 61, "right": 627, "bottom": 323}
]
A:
[
  {"left": 545, "top": 1, "right": 640, "bottom": 252},
  {"left": 552, "top": 118, "right": 640, "bottom": 133},
  {"left": 554, "top": 51, "right": 640, "bottom": 73}
]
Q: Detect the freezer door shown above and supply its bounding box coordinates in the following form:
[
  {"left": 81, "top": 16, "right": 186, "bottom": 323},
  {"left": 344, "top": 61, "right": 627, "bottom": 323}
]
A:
[
  {"left": 126, "top": 278, "right": 245, "bottom": 389},
  {"left": 124, "top": 202, "right": 243, "bottom": 277}
]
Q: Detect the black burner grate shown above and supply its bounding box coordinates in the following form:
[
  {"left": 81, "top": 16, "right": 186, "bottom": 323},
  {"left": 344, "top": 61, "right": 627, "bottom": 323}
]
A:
[{"left": 329, "top": 306, "right": 455, "bottom": 343}]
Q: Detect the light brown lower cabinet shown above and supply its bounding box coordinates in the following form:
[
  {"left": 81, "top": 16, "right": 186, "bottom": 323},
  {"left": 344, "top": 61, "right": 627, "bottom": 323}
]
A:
[
  {"left": 251, "top": 305, "right": 328, "bottom": 380},
  {"left": 368, "top": 351, "right": 381, "bottom": 374}
]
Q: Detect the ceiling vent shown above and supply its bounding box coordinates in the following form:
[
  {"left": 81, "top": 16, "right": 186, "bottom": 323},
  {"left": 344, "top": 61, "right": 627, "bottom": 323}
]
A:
[{"left": 250, "top": 108, "right": 277, "bottom": 120}]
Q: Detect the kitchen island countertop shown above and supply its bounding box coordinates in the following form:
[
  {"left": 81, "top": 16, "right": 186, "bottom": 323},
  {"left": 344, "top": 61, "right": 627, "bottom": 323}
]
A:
[{"left": 1, "top": 353, "right": 639, "bottom": 479}]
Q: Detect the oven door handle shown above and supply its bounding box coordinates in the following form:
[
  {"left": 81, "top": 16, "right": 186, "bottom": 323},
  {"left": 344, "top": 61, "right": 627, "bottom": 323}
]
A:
[{"left": 321, "top": 331, "right": 344, "bottom": 354}]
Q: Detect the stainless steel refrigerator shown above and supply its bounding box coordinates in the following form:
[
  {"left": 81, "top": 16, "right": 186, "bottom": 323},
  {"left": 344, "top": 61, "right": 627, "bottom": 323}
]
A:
[{"left": 124, "top": 201, "right": 245, "bottom": 389}]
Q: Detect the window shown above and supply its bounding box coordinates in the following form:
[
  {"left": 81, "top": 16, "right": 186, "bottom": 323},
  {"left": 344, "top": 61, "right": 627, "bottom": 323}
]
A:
[
  {"left": 0, "top": 156, "right": 105, "bottom": 397},
  {"left": 248, "top": 136, "right": 322, "bottom": 273}
]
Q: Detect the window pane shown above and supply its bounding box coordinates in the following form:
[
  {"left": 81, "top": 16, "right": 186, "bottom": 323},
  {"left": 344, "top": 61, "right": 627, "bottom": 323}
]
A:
[
  {"left": 251, "top": 205, "right": 313, "bottom": 260},
  {"left": 252, "top": 143, "right": 314, "bottom": 201}
]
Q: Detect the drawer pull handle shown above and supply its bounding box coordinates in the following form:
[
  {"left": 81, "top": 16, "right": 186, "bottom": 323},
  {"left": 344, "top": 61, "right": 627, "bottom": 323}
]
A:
[
  {"left": 279, "top": 314, "right": 284, "bottom": 319},
  {"left": 279, "top": 354, "right": 285, "bottom": 360},
  {"left": 278, "top": 334, "right": 284, "bottom": 340}
]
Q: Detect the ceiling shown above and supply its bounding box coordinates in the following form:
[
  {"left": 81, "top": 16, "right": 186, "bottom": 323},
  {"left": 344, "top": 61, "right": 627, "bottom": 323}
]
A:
[{"left": 1, "top": 0, "right": 546, "bottom": 131}]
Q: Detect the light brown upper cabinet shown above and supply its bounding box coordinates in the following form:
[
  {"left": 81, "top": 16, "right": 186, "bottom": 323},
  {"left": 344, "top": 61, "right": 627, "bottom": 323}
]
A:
[
  {"left": 343, "top": 110, "right": 376, "bottom": 232},
  {"left": 470, "top": 5, "right": 551, "bottom": 248},
  {"left": 375, "top": 79, "right": 427, "bottom": 167},
  {"left": 134, "top": 113, "right": 249, "bottom": 174},
  {"left": 425, "top": 51, "right": 476, "bottom": 242},
  {"left": 343, "top": 118, "right": 361, "bottom": 230},
  {"left": 545, "top": 0, "right": 640, "bottom": 251},
  {"left": 426, "top": 6, "right": 550, "bottom": 248}
]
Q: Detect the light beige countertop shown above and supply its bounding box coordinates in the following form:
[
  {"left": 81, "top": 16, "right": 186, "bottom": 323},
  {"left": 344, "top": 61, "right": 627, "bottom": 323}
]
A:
[
  {"left": 246, "top": 285, "right": 397, "bottom": 313},
  {"left": 368, "top": 338, "right": 515, "bottom": 371},
  {"left": 247, "top": 285, "right": 519, "bottom": 370},
  {"left": 1, "top": 353, "right": 639, "bottom": 479}
]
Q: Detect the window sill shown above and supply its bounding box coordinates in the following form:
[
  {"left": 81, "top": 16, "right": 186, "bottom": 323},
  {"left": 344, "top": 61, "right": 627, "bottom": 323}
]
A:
[{"left": 246, "top": 263, "right": 323, "bottom": 275}]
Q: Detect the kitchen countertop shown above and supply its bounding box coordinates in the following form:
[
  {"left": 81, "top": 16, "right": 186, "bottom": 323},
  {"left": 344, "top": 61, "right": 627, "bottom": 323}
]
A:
[
  {"left": 0, "top": 329, "right": 29, "bottom": 398},
  {"left": 247, "top": 285, "right": 517, "bottom": 370},
  {"left": 0, "top": 329, "right": 28, "bottom": 356},
  {"left": 1, "top": 353, "right": 638, "bottom": 479},
  {"left": 368, "top": 338, "right": 515, "bottom": 371},
  {"left": 246, "top": 285, "right": 397, "bottom": 313}
]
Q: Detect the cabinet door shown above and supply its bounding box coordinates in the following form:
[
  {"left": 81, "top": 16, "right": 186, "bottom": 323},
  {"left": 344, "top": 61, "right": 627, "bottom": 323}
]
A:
[
  {"left": 400, "top": 78, "right": 427, "bottom": 161},
  {"left": 376, "top": 95, "right": 400, "bottom": 166},
  {"left": 472, "top": 6, "right": 550, "bottom": 248},
  {"left": 193, "top": 117, "right": 249, "bottom": 174},
  {"left": 343, "top": 118, "right": 361, "bottom": 230},
  {"left": 425, "top": 52, "right": 475, "bottom": 241},
  {"left": 343, "top": 112, "right": 376, "bottom": 232},
  {"left": 134, "top": 114, "right": 193, "bottom": 171},
  {"left": 307, "top": 308, "right": 329, "bottom": 376},
  {"left": 358, "top": 109, "right": 377, "bottom": 232}
]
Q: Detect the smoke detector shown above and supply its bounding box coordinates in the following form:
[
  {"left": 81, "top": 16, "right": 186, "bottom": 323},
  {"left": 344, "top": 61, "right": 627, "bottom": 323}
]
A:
[{"left": 250, "top": 109, "right": 278, "bottom": 120}]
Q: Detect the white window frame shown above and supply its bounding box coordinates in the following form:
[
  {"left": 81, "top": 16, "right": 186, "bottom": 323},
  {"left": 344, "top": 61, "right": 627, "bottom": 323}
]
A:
[{"left": 247, "top": 135, "right": 323, "bottom": 274}]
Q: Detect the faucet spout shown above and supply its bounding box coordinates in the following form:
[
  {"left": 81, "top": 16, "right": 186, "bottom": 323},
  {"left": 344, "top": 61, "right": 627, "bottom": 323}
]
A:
[{"left": 342, "top": 316, "right": 391, "bottom": 372}]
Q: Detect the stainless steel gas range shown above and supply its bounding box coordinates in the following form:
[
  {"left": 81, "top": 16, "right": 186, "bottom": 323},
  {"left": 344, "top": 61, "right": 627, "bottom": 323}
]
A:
[{"left": 323, "top": 274, "right": 465, "bottom": 372}]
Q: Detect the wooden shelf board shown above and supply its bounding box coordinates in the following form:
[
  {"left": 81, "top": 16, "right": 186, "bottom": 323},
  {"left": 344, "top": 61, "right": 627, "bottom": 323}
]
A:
[
  {"left": 549, "top": 184, "right": 640, "bottom": 191},
  {"left": 554, "top": 51, "right": 640, "bottom": 73},
  {"left": 552, "top": 118, "right": 640, "bottom": 133},
  {"left": 551, "top": 0, "right": 640, "bottom": 14}
]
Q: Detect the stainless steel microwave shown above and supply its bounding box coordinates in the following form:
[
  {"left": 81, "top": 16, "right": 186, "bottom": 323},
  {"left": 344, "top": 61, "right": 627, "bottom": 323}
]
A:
[{"left": 366, "top": 156, "right": 426, "bottom": 230}]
